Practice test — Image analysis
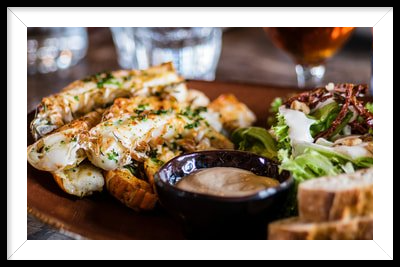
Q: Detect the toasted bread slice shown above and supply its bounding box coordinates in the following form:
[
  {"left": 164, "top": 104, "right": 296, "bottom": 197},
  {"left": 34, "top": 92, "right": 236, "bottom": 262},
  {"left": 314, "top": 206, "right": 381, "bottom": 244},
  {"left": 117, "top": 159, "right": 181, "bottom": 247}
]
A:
[
  {"left": 268, "top": 216, "right": 373, "bottom": 240},
  {"left": 298, "top": 167, "right": 373, "bottom": 222},
  {"left": 104, "top": 168, "right": 158, "bottom": 211}
]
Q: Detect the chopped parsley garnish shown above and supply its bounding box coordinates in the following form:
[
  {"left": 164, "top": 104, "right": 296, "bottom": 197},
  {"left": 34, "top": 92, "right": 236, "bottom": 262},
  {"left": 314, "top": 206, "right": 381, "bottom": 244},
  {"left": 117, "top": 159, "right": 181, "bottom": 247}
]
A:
[
  {"left": 134, "top": 104, "right": 149, "bottom": 115},
  {"left": 184, "top": 120, "right": 200, "bottom": 129},
  {"left": 44, "top": 146, "right": 50, "bottom": 152},
  {"left": 60, "top": 140, "right": 65, "bottom": 145},
  {"left": 147, "top": 149, "right": 158, "bottom": 159},
  {"left": 74, "top": 96, "right": 79, "bottom": 101},
  {"left": 125, "top": 164, "right": 138, "bottom": 176},
  {"left": 179, "top": 107, "right": 207, "bottom": 123},
  {"left": 152, "top": 109, "right": 169, "bottom": 115},
  {"left": 71, "top": 137, "right": 77, "bottom": 142},
  {"left": 123, "top": 76, "right": 131, "bottom": 82},
  {"left": 138, "top": 104, "right": 148, "bottom": 110},
  {"left": 171, "top": 142, "right": 178, "bottom": 150},
  {"left": 184, "top": 123, "right": 195, "bottom": 129},
  {"left": 96, "top": 72, "right": 120, "bottom": 88},
  {"left": 124, "top": 162, "right": 147, "bottom": 180},
  {"left": 195, "top": 106, "right": 207, "bottom": 114},
  {"left": 151, "top": 158, "right": 164, "bottom": 165},
  {"left": 145, "top": 149, "right": 164, "bottom": 165},
  {"left": 107, "top": 150, "right": 119, "bottom": 163},
  {"left": 130, "top": 114, "right": 148, "bottom": 121},
  {"left": 104, "top": 78, "right": 122, "bottom": 87}
]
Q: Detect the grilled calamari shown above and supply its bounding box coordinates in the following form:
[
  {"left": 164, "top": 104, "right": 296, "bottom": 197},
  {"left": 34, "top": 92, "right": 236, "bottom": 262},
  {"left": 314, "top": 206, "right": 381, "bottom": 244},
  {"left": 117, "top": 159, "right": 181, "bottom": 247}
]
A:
[
  {"left": 86, "top": 98, "right": 234, "bottom": 170},
  {"left": 27, "top": 63, "right": 257, "bottom": 211},
  {"left": 52, "top": 161, "right": 105, "bottom": 197},
  {"left": 27, "top": 109, "right": 103, "bottom": 172},
  {"left": 31, "top": 62, "right": 182, "bottom": 140}
]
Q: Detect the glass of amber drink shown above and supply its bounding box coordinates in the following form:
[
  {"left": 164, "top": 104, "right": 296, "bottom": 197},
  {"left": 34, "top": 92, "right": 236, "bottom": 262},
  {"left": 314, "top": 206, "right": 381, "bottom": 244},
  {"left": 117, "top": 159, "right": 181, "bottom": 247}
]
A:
[{"left": 264, "top": 27, "right": 355, "bottom": 88}]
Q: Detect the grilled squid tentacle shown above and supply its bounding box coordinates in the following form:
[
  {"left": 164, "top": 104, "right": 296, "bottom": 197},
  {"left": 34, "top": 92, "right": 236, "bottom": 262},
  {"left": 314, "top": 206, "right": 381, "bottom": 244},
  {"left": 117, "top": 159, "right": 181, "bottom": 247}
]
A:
[
  {"left": 27, "top": 109, "right": 103, "bottom": 172},
  {"left": 104, "top": 168, "right": 158, "bottom": 211},
  {"left": 31, "top": 62, "right": 182, "bottom": 140},
  {"left": 52, "top": 161, "right": 105, "bottom": 197}
]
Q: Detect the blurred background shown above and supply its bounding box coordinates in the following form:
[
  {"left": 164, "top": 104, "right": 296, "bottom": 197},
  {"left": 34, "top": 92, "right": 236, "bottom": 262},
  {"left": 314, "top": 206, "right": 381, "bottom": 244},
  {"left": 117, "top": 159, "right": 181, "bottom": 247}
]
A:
[
  {"left": 27, "top": 27, "right": 372, "bottom": 239},
  {"left": 27, "top": 27, "right": 372, "bottom": 112}
]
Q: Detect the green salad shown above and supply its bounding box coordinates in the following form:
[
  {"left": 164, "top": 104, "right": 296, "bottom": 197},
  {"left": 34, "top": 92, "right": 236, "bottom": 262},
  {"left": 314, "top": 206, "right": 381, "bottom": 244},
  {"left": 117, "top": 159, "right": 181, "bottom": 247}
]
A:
[{"left": 232, "top": 83, "right": 373, "bottom": 216}]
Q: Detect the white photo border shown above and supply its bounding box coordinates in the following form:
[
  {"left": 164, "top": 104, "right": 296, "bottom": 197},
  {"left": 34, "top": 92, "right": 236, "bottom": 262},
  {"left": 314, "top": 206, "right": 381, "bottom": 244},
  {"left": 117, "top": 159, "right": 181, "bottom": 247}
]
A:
[{"left": 8, "top": 7, "right": 393, "bottom": 260}]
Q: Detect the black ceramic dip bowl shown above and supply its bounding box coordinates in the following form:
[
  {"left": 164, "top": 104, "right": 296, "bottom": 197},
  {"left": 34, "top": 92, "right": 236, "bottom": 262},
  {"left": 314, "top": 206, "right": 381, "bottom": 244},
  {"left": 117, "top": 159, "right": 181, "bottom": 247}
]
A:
[{"left": 154, "top": 150, "right": 293, "bottom": 239}]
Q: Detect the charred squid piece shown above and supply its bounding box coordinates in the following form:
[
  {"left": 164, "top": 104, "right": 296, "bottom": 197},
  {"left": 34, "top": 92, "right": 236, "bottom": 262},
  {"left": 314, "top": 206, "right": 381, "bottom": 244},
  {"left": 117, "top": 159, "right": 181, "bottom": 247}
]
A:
[
  {"left": 31, "top": 62, "right": 182, "bottom": 140},
  {"left": 27, "top": 109, "right": 104, "bottom": 172}
]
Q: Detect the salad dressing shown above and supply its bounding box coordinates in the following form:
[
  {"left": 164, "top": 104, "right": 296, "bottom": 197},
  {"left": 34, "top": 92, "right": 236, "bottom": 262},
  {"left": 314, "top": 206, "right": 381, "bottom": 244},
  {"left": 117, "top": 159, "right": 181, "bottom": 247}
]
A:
[{"left": 176, "top": 167, "right": 280, "bottom": 197}]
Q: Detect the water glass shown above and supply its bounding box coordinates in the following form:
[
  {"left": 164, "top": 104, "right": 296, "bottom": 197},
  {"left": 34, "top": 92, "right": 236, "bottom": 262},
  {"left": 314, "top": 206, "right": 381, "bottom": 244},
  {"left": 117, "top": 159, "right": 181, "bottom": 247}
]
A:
[
  {"left": 110, "top": 27, "right": 222, "bottom": 80},
  {"left": 27, "top": 27, "right": 88, "bottom": 75}
]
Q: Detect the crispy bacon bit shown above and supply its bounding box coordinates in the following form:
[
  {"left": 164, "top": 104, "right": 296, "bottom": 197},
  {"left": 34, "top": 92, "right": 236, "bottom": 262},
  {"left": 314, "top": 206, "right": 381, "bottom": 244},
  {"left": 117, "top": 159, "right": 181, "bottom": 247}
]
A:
[{"left": 284, "top": 83, "right": 373, "bottom": 141}]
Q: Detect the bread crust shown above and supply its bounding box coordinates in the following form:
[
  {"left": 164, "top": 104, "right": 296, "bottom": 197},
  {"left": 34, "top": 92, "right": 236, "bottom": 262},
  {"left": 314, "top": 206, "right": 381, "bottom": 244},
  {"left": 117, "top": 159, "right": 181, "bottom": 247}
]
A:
[
  {"left": 298, "top": 168, "right": 373, "bottom": 222},
  {"left": 268, "top": 216, "right": 373, "bottom": 240}
]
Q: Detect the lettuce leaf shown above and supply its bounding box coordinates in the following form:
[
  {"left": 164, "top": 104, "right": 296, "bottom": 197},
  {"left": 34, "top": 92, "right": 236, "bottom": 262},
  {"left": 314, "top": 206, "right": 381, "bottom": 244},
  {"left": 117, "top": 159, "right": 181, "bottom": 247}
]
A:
[
  {"left": 309, "top": 102, "right": 340, "bottom": 138},
  {"left": 365, "top": 102, "right": 373, "bottom": 113},
  {"left": 267, "top": 98, "right": 283, "bottom": 126},
  {"left": 293, "top": 140, "right": 373, "bottom": 169},
  {"left": 279, "top": 148, "right": 343, "bottom": 182},
  {"left": 272, "top": 113, "right": 291, "bottom": 152},
  {"left": 277, "top": 147, "right": 347, "bottom": 217},
  {"left": 231, "top": 127, "right": 277, "bottom": 160},
  {"left": 276, "top": 138, "right": 372, "bottom": 217}
]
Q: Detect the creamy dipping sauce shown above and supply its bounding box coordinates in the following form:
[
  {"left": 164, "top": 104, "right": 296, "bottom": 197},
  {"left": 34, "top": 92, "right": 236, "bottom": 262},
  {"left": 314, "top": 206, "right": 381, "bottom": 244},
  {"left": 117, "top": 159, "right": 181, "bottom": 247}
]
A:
[{"left": 175, "top": 167, "right": 280, "bottom": 197}]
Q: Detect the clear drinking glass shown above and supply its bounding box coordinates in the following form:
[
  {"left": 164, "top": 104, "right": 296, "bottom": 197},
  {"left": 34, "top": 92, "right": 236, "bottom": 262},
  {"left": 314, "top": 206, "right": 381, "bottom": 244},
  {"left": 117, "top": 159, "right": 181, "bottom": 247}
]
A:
[
  {"left": 110, "top": 27, "right": 222, "bottom": 80},
  {"left": 263, "top": 27, "right": 355, "bottom": 88},
  {"left": 27, "top": 27, "right": 88, "bottom": 75}
]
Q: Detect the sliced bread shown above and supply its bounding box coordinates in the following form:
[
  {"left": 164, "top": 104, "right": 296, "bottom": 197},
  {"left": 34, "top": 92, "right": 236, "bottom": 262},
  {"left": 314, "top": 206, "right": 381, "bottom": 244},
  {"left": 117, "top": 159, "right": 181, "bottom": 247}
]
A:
[
  {"left": 268, "top": 216, "right": 373, "bottom": 240},
  {"left": 298, "top": 167, "right": 373, "bottom": 222}
]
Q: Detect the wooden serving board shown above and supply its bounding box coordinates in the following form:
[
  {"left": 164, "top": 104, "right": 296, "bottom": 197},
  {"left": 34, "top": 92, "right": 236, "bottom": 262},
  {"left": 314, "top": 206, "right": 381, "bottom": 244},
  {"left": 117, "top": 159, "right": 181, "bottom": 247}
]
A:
[{"left": 27, "top": 80, "right": 302, "bottom": 240}]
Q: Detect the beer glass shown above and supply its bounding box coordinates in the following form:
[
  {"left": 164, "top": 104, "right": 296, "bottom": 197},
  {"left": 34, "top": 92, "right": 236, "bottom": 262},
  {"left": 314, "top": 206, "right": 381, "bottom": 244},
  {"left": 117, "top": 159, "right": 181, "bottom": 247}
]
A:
[{"left": 264, "top": 27, "right": 355, "bottom": 88}]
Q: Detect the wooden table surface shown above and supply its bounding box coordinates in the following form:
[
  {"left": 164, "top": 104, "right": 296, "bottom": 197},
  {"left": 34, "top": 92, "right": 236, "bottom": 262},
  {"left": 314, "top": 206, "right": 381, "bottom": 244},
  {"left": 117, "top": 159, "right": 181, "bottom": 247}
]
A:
[{"left": 27, "top": 27, "right": 372, "bottom": 240}]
